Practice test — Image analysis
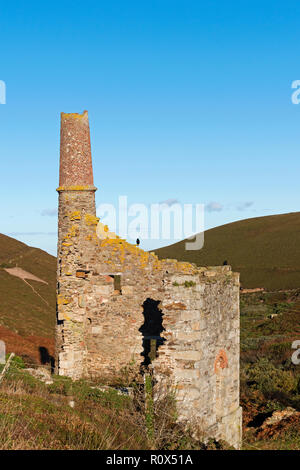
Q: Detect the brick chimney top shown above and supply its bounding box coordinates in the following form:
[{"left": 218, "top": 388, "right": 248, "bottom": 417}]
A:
[{"left": 58, "top": 110, "right": 96, "bottom": 189}]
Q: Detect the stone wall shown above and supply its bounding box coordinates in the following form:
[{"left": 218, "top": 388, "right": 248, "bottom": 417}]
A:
[
  {"left": 56, "top": 110, "right": 242, "bottom": 448},
  {"left": 152, "top": 269, "right": 242, "bottom": 449},
  {"left": 56, "top": 190, "right": 197, "bottom": 380},
  {"left": 56, "top": 196, "right": 241, "bottom": 447}
]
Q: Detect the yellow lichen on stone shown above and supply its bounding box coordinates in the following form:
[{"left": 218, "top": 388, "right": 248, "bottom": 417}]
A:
[
  {"left": 177, "top": 261, "right": 197, "bottom": 274},
  {"left": 139, "top": 251, "right": 150, "bottom": 269},
  {"left": 57, "top": 295, "right": 71, "bottom": 305},
  {"left": 100, "top": 235, "right": 161, "bottom": 270},
  {"left": 62, "top": 242, "right": 73, "bottom": 247},
  {"left": 69, "top": 211, "right": 81, "bottom": 221},
  {"left": 119, "top": 241, "right": 125, "bottom": 264},
  {"left": 69, "top": 225, "right": 79, "bottom": 237},
  {"left": 57, "top": 185, "right": 95, "bottom": 192},
  {"left": 85, "top": 214, "right": 100, "bottom": 225},
  {"left": 153, "top": 258, "right": 162, "bottom": 270},
  {"left": 61, "top": 110, "right": 88, "bottom": 120},
  {"left": 158, "top": 257, "right": 196, "bottom": 274},
  {"left": 96, "top": 221, "right": 117, "bottom": 240}
]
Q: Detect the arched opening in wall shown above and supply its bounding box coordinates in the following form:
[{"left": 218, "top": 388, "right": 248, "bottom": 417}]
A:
[{"left": 139, "top": 298, "right": 165, "bottom": 370}]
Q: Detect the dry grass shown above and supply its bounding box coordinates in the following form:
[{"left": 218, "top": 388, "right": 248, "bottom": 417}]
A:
[
  {"left": 0, "top": 362, "right": 205, "bottom": 450},
  {"left": 0, "top": 368, "right": 147, "bottom": 450}
]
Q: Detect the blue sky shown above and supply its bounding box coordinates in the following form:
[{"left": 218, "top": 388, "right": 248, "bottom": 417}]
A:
[{"left": 1, "top": 0, "right": 300, "bottom": 255}]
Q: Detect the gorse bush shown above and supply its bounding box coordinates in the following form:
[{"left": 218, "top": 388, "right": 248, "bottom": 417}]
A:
[
  {"left": 265, "top": 342, "right": 292, "bottom": 363},
  {"left": 243, "top": 358, "right": 298, "bottom": 395},
  {"left": 9, "top": 355, "right": 26, "bottom": 369}
]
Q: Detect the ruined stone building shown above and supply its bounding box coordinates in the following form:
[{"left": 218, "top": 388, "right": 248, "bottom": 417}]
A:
[{"left": 56, "top": 111, "right": 242, "bottom": 448}]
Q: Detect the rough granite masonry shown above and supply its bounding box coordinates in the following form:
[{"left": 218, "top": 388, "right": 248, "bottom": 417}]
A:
[{"left": 55, "top": 110, "right": 242, "bottom": 448}]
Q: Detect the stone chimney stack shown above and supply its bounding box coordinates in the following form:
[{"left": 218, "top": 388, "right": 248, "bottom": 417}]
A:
[
  {"left": 57, "top": 110, "right": 97, "bottom": 216},
  {"left": 56, "top": 111, "right": 98, "bottom": 378},
  {"left": 59, "top": 110, "right": 95, "bottom": 188}
]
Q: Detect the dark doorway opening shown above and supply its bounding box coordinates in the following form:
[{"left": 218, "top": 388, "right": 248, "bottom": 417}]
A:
[
  {"left": 109, "top": 274, "right": 121, "bottom": 293},
  {"left": 139, "top": 298, "right": 165, "bottom": 369},
  {"left": 39, "top": 346, "right": 55, "bottom": 373}
]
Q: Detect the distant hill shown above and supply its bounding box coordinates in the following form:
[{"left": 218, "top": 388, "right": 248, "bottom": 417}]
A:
[
  {"left": 154, "top": 212, "right": 300, "bottom": 291},
  {"left": 0, "top": 234, "right": 56, "bottom": 362}
]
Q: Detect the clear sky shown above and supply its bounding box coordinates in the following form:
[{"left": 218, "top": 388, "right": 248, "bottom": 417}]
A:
[{"left": 1, "top": 0, "right": 300, "bottom": 255}]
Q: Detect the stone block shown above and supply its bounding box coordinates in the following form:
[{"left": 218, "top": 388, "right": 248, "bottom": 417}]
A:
[
  {"left": 72, "top": 314, "right": 84, "bottom": 323},
  {"left": 174, "top": 369, "right": 200, "bottom": 381},
  {"left": 180, "top": 310, "right": 200, "bottom": 321},
  {"left": 164, "top": 301, "right": 187, "bottom": 310},
  {"left": 174, "top": 350, "right": 202, "bottom": 361},
  {"left": 121, "top": 285, "right": 134, "bottom": 295},
  {"left": 57, "top": 310, "right": 71, "bottom": 321},
  {"left": 191, "top": 321, "right": 201, "bottom": 331},
  {"left": 204, "top": 270, "right": 217, "bottom": 277},
  {"left": 78, "top": 295, "right": 86, "bottom": 308},
  {"left": 94, "top": 285, "right": 113, "bottom": 296},
  {"left": 76, "top": 271, "right": 87, "bottom": 279},
  {"left": 92, "top": 326, "right": 103, "bottom": 334},
  {"left": 175, "top": 331, "right": 200, "bottom": 341}
]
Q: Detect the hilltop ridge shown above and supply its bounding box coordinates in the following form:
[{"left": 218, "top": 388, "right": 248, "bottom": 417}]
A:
[{"left": 154, "top": 212, "right": 300, "bottom": 291}]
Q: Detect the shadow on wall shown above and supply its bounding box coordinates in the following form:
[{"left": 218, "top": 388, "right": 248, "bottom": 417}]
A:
[
  {"left": 39, "top": 346, "right": 55, "bottom": 373},
  {"left": 139, "top": 298, "right": 166, "bottom": 369}
]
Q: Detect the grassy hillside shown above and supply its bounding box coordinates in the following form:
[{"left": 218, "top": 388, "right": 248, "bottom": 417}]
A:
[
  {"left": 0, "top": 234, "right": 56, "bottom": 362},
  {"left": 240, "top": 289, "right": 300, "bottom": 449},
  {"left": 0, "top": 357, "right": 208, "bottom": 450},
  {"left": 154, "top": 212, "right": 300, "bottom": 291}
]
